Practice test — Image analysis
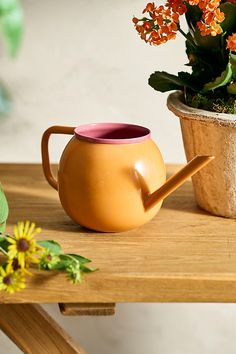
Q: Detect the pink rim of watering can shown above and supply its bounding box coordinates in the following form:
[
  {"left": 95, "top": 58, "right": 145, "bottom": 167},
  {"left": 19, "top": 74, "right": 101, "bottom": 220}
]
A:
[{"left": 74, "top": 122, "right": 151, "bottom": 144}]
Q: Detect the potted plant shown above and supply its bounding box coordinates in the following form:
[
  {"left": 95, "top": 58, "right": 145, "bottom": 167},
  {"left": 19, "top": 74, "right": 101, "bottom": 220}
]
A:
[{"left": 133, "top": 1, "right": 236, "bottom": 218}]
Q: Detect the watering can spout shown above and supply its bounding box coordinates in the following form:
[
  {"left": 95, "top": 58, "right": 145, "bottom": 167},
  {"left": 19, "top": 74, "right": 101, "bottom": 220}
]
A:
[{"left": 144, "top": 155, "right": 214, "bottom": 210}]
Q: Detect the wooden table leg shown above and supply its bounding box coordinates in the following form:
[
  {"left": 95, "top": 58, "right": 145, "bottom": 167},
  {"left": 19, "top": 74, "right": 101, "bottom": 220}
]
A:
[{"left": 0, "top": 304, "right": 87, "bottom": 354}]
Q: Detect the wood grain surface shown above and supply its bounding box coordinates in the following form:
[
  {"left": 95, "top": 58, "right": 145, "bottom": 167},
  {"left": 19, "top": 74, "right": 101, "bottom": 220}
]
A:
[
  {"left": 59, "top": 303, "right": 116, "bottom": 316},
  {"left": 0, "top": 164, "right": 235, "bottom": 303},
  {"left": 0, "top": 304, "right": 86, "bottom": 354}
]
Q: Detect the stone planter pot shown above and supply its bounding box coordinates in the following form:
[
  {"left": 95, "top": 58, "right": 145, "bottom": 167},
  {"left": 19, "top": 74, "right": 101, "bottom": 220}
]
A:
[{"left": 167, "top": 91, "right": 236, "bottom": 218}]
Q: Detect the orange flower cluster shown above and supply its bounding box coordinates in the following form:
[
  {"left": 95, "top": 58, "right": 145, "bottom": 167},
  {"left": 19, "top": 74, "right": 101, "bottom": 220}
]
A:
[
  {"left": 195, "top": 0, "right": 225, "bottom": 37},
  {"left": 227, "top": 33, "right": 236, "bottom": 52},
  {"left": 198, "top": 0, "right": 221, "bottom": 11},
  {"left": 133, "top": 0, "right": 227, "bottom": 46},
  {"left": 133, "top": 3, "right": 180, "bottom": 46},
  {"left": 167, "top": 0, "right": 187, "bottom": 15},
  {"left": 187, "top": 0, "right": 200, "bottom": 4},
  {"left": 142, "top": 2, "right": 156, "bottom": 12}
]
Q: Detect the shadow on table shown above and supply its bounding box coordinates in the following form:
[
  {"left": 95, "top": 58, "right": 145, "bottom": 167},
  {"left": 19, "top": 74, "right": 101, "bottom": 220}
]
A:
[
  {"left": 161, "top": 181, "right": 213, "bottom": 218},
  {"left": 5, "top": 179, "right": 214, "bottom": 236},
  {"left": 5, "top": 189, "right": 97, "bottom": 235},
  {"left": 5, "top": 189, "right": 134, "bottom": 236}
]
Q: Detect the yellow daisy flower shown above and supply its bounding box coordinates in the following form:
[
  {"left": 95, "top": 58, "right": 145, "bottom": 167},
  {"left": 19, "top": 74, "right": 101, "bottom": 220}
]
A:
[
  {"left": 7, "top": 221, "right": 42, "bottom": 268},
  {"left": 8, "top": 258, "right": 32, "bottom": 276},
  {"left": 0, "top": 263, "right": 25, "bottom": 294}
]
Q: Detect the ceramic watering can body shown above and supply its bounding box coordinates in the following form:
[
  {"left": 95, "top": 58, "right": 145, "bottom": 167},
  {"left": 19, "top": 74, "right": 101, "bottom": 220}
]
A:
[{"left": 42, "top": 123, "right": 213, "bottom": 232}]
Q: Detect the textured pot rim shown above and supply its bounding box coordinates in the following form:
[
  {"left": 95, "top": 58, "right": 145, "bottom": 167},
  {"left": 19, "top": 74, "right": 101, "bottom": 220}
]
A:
[{"left": 167, "top": 91, "right": 236, "bottom": 128}]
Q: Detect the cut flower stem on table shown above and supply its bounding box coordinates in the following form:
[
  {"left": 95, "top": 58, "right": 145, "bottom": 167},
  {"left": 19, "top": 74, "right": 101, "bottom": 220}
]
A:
[{"left": 0, "top": 208, "right": 97, "bottom": 294}]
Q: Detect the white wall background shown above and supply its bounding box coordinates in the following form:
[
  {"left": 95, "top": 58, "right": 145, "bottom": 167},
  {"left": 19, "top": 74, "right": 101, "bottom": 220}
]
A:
[
  {"left": 1, "top": 1, "right": 236, "bottom": 354},
  {"left": 0, "top": 0, "right": 186, "bottom": 163}
]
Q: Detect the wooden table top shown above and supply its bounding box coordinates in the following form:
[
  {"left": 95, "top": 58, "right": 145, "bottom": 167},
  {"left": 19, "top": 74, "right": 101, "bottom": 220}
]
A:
[{"left": 0, "top": 163, "right": 235, "bottom": 304}]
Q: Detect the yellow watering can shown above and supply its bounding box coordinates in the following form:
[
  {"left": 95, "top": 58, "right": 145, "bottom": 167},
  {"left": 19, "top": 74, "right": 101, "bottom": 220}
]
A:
[{"left": 42, "top": 123, "right": 214, "bottom": 232}]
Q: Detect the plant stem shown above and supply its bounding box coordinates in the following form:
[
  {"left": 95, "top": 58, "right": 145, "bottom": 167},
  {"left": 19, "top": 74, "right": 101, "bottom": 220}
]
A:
[
  {"left": 65, "top": 254, "right": 80, "bottom": 266},
  {"left": 0, "top": 246, "right": 8, "bottom": 256},
  {"left": 178, "top": 26, "right": 196, "bottom": 48},
  {"left": 220, "top": 32, "right": 227, "bottom": 64}
]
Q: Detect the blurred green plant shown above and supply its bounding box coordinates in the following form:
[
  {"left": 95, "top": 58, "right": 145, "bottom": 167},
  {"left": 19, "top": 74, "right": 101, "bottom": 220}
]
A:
[
  {"left": 0, "top": 185, "right": 8, "bottom": 233},
  {"left": 0, "top": 0, "right": 23, "bottom": 115}
]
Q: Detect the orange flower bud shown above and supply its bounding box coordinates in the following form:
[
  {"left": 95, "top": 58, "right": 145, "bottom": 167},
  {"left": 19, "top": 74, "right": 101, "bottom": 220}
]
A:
[
  {"left": 132, "top": 17, "right": 139, "bottom": 24},
  {"left": 227, "top": 33, "right": 236, "bottom": 52},
  {"left": 142, "top": 2, "right": 156, "bottom": 13}
]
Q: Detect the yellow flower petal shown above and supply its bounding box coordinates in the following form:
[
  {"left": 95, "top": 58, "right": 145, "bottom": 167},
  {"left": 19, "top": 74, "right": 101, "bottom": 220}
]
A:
[
  {"left": 8, "top": 244, "right": 17, "bottom": 250},
  {"left": 22, "top": 268, "right": 32, "bottom": 276},
  {"left": 29, "top": 255, "right": 39, "bottom": 264},
  {"left": 6, "top": 237, "right": 17, "bottom": 244},
  {"left": 7, "top": 287, "right": 14, "bottom": 294},
  {"left": 28, "top": 222, "right": 36, "bottom": 237},
  {"left": 0, "top": 283, "right": 6, "bottom": 291},
  {"left": 23, "top": 220, "right": 30, "bottom": 237},
  {"left": 8, "top": 249, "right": 18, "bottom": 259},
  {"left": 0, "top": 267, "right": 6, "bottom": 277},
  {"left": 18, "top": 222, "right": 24, "bottom": 238},
  {"left": 13, "top": 225, "right": 19, "bottom": 239},
  {"left": 6, "top": 263, "right": 13, "bottom": 273},
  {"left": 18, "top": 282, "right": 25, "bottom": 289},
  {"left": 28, "top": 229, "right": 41, "bottom": 240},
  {"left": 18, "top": 252, "right": 25, "bottom": 268}
]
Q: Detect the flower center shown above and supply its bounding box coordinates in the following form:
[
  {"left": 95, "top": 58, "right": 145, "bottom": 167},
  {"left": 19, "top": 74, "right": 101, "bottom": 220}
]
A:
[
  {"left": 12, "top": 258, "right": 20, "bottom": 270},
  {"left": 17, "top": 238, "right": 30, "bottom": 252},
  {"left": 3, "top": 275, "right": 13, "bottom": 285}
]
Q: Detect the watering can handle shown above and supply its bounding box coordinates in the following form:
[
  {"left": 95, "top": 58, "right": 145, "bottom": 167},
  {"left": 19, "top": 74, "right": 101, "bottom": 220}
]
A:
[{"left": 41, "top": 126, "right": 75, "bottom": 190}]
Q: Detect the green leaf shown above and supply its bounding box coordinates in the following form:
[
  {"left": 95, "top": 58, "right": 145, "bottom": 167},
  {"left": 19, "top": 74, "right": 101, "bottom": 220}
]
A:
[
  {"left": 192, "top": 28, "right": 221, "bottom": 50},
  {"left": 148, "top": 71, "right": 183, "bottom": 92},
  {"left": 49, "top": 253, "right": 93, "bottom": 270},
  {"left": 0, "top": 235, "right": 6, "bottom": 242},
  {"left": 185, "top": 3, "right": 202, "bottom": 29},
  {"left": 227, "top": 82, "right": 236, "bottom": 94},
  {"left": 230, "top": 53, "right": 236, "bottom": 80},
  {"left": 0, "top": 185, "right": 9, "bottom": 233},
  {"left": 203, "top": 63, "right": 232, "bottom": 92},
  {"left": 0, "top": 0, "right": 23, "bottom": 57},
  {"left": 41, "top": 260, "right": 66, "bottom": 270},
  {"left": 0, "top": 235, "right": 10, "bottom": 252},
  {"left": 0, "top": 222, "right": 6, "bottom": 233},
  {"left": 48, "top": 254, "right": 78, "bottom": 270},
  {"left": 220, "top": 3, "right": 236, "bottom": 33},
  {"left": 54, "top": 254, "right": 72, "bottom": 269},
  {"left": 178, "top": 71, "right": 202, "bottom": 91},
  {"left": 80, "top": 264, "right": 98, "bottom": 273},
  {"left": 49, "top": 262, "right": 68, "bottom": 270},
  {"left": 67, "top": 254, "right": 91, "bottom": 264},
  {"left": 37, "top": 240, "right": 62, "bottom": 255}
]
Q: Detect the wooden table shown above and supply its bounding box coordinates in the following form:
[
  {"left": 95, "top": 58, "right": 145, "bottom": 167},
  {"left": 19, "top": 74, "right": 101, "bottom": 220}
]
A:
[{"left": 0, "top": 164, "right": 235, "bottom": 353}]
